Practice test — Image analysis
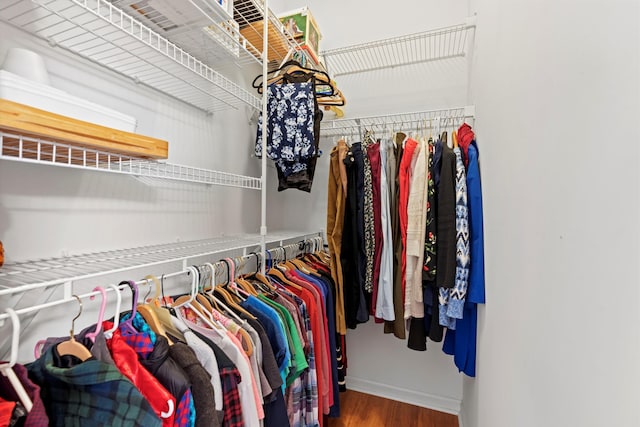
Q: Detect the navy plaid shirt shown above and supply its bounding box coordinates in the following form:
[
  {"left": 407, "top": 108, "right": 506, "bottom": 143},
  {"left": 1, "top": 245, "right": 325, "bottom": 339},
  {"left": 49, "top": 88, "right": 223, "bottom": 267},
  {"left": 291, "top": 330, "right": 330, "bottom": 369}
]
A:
[{"left": 27, "top": 345, "right": 161, "bottom": 427}]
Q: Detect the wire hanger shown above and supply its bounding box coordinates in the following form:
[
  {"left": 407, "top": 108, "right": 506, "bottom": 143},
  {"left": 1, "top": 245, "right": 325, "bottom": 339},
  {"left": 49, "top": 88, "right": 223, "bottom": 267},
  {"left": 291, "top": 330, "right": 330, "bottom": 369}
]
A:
[
  {"left": 56, "top": 295, "right": 92, "bottom": 361},
  {"left": 0, "top": 308, "right": 33, "bottom": 412}
]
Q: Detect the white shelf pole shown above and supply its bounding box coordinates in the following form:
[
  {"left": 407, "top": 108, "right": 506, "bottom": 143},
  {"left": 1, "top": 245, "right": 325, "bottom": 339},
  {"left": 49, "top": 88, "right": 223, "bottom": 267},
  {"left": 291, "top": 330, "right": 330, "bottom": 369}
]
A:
[{"left": 260, "top": 0, "right": 269, "bottom": 274}]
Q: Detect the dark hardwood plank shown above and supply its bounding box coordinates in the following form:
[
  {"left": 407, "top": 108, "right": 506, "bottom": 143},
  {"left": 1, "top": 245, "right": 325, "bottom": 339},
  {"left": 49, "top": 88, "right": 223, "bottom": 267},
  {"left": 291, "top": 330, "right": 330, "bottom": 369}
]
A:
[{"left": 328, "top": 390, "right": 458, "bottom": 427}]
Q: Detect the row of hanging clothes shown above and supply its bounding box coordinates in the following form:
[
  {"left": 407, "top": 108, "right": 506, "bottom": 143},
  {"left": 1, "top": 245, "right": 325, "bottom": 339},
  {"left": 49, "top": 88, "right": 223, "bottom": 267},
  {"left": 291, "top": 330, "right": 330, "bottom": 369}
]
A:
[
  {"left": 0, "top": 238, "right": 344, "bottom": 427},
  {"left": 326, "top": 120, "right": 485, "bottom": 377},
  {"left": 254, "top": 60, "right": 345, "bottom": 193}
]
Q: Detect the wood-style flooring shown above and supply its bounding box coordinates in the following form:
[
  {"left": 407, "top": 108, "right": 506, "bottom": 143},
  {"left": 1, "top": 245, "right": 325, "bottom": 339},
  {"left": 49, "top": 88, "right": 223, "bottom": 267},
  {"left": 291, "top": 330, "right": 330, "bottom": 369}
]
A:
[{"left": 327, "top": 390, "right": 459, "bottom": 427}]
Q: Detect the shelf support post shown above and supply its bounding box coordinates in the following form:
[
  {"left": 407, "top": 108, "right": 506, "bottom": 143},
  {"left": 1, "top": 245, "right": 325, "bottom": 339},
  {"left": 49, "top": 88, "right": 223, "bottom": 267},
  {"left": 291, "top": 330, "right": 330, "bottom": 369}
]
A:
[{"left": 260, "top": 0, "right": 269, "bottom": 275}]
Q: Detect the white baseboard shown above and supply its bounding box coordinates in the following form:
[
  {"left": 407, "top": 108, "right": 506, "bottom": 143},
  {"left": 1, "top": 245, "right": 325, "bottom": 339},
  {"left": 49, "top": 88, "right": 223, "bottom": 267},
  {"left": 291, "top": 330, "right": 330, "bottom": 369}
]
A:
[
  {"left": 458, "top": 412, "right": 465, "bottom": 427},
  {"left": 346, "top": 376, "right": 462, "bottom": 416}
]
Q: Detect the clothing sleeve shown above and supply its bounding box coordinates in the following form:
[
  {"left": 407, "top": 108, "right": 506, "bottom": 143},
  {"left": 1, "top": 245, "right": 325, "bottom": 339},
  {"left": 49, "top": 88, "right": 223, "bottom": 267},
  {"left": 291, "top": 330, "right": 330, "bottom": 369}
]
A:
[{"left": 466, "top": 145, "right": 486, "bottom": 304}]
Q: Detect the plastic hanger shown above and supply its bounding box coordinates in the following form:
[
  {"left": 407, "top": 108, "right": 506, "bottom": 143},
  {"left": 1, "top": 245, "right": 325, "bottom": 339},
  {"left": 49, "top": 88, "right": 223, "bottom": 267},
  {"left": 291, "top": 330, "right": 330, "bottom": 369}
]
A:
[
  {"left": 172, "top": 267, "right": 200, "bottom": 309},
  {"left": 252, "top": 59, "right": 334, "bottom": 92},
  {"left": 223, "top": 258, "right": 250, "bottom": 299},
  {"left": 103, "top": 283, "right": 123, "bottom": 339},
  {"left": 56, "top": 295, "right": 92, "bottom": 361},
  {"left": 119, "top": 280, "right": 139, "bottom": 335},
  {"left": 0, "top": 308, "right": 33, "bottom": 412},
  {"left": 85, "top": 286, "right": 107, "bottom": 343}
]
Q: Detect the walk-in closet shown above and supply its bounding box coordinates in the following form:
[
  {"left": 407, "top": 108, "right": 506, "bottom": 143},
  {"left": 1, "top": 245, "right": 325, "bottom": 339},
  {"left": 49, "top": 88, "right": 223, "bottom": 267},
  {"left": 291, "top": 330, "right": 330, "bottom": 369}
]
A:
[{"left": 0, "top": 0, "right": 638, "bottom": 426}]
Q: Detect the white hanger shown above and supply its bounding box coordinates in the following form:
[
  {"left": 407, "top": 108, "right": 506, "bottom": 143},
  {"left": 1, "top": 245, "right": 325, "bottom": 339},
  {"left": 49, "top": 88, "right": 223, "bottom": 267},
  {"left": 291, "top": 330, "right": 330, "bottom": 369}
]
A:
[
  {"left": 0, "top": 308, "right": 33, "bottom": 412},
  {"left": 104, "top": 283, "right": 123, "bottom": 339},
  {"left": 203, "top": 262, "right": 244, "bottom": 323},
  {"left": 172, "top": 266, "right": 199, "bottom": 308}
]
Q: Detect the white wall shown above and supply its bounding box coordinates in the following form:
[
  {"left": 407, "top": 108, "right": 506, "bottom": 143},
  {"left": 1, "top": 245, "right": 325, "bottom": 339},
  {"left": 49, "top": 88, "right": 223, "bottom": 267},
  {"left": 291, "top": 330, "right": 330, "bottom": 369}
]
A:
[
  {"left": 461, "top": 0, "right": 640, "bottom": 426},
  {"left": 0, "top": 22, "right": 263, "bottom": 262},
  {"left": 0, "top": 21, "right": 265, "bottom": 360},
  {"left": 266, "top": 0, "right": 472, "bottom": 413}
]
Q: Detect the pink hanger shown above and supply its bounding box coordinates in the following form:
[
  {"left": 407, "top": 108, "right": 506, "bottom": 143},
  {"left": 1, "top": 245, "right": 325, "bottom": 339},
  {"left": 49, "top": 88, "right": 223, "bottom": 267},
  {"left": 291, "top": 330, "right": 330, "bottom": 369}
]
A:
[
  {"left": 223, "top": 257, "right": 250, "bottom": 297},
  {"left": 85, "top": 286, "right": 107, "bottom": 343}
]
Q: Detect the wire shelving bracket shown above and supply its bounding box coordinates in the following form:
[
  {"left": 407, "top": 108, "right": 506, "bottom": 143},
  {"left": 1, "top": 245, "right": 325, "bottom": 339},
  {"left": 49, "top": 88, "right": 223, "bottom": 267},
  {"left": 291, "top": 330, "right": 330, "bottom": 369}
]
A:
[
  {"left": 0, "top": 0, "right": 262, "bottom": 112},
  {"left": 321, "top": 19, "right": 477, "bottom": 77},
  {"left": 0, "top": 131, "right": 263, "bottom": 189},
  {"left": 320, "top": 105, "right": 475, "bottom": 138}
]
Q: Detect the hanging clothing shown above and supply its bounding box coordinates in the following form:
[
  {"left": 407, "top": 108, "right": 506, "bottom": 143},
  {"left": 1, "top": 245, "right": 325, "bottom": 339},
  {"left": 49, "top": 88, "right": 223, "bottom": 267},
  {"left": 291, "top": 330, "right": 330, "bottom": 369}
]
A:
[
  {"left": 398, "top": 138, "right": 419, "bottom": 318},
  {"left": 104, "top": 321, "right": 177, "bottom": 426},
  {"left": 375, "top": 140, "right": 395, "bottom": 321},
  {"left": 326, "top": 136, "right": 349, "bottom": 302},
  {"left": 27, "top": 345, "right": 161, "bottom": 427},
  {"left": 275, "top": 72, "right": 324, "bottom": 192},
  {"left": 366, "top": 140, "right": 383, "bottom": 315},
  {"left": 361, "top": 134, "right": 376, "bottom": 296},
  {"left": 119, "top": 312, "right": 196, "bottom": 427},
  {"left": 169, "top": 342, "right": 219, "bottom": 427},
  {"left": 446, "top": 147, "right": 470, "bottom": 321},
  {"left": 385, "top": 133, "right": 406, "bottom": 339},
  {"left": 342, "top": 142, "right": 369, "bottom": 328},
  {"left": 170, "top": 317, "right": 224, "bottom": 425},
  {"left": 190, "top": 329, "right": 245, "bottom": 427},
  {"left": 443, "top": 135, "right": 485, "bottom": 377},
  {"left": 0, "top": 363, "right": 49, "bottom": 427},
  {"left": 255, "top": 82, "right": 316, "bottom": 177}
]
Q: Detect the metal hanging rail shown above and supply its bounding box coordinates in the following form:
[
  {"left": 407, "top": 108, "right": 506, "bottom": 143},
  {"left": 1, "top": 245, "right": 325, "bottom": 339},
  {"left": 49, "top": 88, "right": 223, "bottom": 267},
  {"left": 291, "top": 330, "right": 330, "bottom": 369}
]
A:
[
  {"left": 0, "top": 131, "right": 263, "bottom": 189},
  {"left": 321, "top": 18, "right": 477, "bottom": 77},
  {"left": 0, "top": 0, "right": 261, "bottom": 112},
  {"left": 320, "top": 106, "right": 476, "bottom": 138},
  {"left": 0, "top": 231, "right": 323, "bottom": 296}
]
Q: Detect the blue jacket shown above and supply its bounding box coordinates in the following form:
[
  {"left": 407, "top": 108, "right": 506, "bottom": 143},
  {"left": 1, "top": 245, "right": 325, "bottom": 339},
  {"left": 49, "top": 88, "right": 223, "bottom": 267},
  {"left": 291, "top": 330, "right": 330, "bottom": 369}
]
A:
[{"left": 443, "top": 140, "right": 485, "bottom": 377}]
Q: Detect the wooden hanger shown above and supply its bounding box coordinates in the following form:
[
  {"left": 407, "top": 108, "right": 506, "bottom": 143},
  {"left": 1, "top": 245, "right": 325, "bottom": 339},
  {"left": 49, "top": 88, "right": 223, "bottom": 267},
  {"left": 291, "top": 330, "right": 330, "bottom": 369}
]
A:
[
  {"left": 56, "top": 295, "right": 92, "bottom": 361},
  {"left": 138, "top": 275, "right": 174, "bottom": 345},
  {"left": 143, "top": 275, "right": 185, "bottom": 342},
  {"left": 452, "top": 130, "right": 459, "bottom": 148}
]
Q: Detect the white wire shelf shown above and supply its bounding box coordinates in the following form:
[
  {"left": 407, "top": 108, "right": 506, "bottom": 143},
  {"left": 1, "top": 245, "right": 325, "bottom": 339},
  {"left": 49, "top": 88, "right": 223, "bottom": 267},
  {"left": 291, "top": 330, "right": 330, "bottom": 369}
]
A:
[
  {"left": 0, "top": 131, "right": 262, "bottom": 189},
  {"left": 0, "top": 0, "right": 261, "bottom": 112},
  {"left": 320, "top": 105, "right": 476, "bottom": 138},
  {"left": 0, "top": 231, "right": 322, "bottom": 295},
  {"left": 321, "top": 19, "right": 476, "bottom": 77}
]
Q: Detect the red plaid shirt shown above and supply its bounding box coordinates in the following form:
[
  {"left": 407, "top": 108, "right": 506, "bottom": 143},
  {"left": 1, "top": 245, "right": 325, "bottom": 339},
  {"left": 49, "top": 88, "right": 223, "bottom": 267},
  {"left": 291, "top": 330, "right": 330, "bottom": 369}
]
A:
[{"left": 220, "top": 367, "right": 244, "bottom": 427}]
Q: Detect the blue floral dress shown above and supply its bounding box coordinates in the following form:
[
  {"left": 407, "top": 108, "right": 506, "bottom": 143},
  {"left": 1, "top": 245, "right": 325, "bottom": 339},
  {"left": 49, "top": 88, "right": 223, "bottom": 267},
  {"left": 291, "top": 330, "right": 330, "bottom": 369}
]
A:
[{"left": 255, "top": 82, "right": 316, "bottom": 177}]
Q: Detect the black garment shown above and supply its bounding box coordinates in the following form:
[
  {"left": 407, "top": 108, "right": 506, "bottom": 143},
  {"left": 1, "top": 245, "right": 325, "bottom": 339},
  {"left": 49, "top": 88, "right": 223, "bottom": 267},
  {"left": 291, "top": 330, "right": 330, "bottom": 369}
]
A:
[
  {"left": 134, "top": 335, "right": 191, "bottom": 404},
  {"left": 276, "top": 72, "right": 323, "bottom": 192},
  {"left": 263, "top": 387, "right": 290, "bottom": 427},
  {"left": 317, "top": 272, "right": 341, "bottom": 417},
  {"left": 436, "top": 141, "right": 457, "bottom": 289},
  {"left": 233, "top": 310, "right": 290, "bottom": 426},
  {"left": 407, "top": 317, "right": 428, "bottom": 351},
  {"left": 342, "top": 143, "right": 369, "bottom": 328},
  {"left": 168, "top": 343, "right": 218, "bottom": 427}
]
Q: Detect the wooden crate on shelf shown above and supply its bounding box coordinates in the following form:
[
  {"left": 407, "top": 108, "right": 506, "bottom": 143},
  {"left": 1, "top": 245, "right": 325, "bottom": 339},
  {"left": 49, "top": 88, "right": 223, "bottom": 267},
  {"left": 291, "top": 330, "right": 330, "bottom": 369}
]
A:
[
  {"left": 0, "top": 99, "right": 168, "bottom": 159},
  {"left": 240, "top": 20, "right": 292, "bottom": 65}
]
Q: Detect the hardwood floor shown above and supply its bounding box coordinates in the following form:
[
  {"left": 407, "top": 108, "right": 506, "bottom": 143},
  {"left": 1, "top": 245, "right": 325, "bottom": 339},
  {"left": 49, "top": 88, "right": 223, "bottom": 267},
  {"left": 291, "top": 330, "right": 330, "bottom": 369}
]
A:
[{"left": 328, "top": 390, "right": 459, "bottom": 427}]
